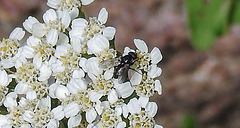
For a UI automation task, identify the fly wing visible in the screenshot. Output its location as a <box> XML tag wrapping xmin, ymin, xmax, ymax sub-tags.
<box><xmin>99</xmin><ymin>58</ymin><xmax>118</xmax><ymax>69</ymax></box>
<box><xmin>117</xmin><ymin>68</ymin><xmax>128</xmax><ymax>84</ymax></box>
<box><xmin>117</xmin><ymin>64</ymin><xmax>130</xmax><ymax>84</ymax></box>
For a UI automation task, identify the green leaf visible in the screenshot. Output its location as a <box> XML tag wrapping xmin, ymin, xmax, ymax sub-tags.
<box><xmin>186</xmin><ymin>0</ymin><xmax>232</xmax><ymax>51</ymax></box>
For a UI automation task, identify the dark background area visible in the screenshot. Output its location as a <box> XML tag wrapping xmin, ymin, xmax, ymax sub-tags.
<box><xmin>1</xmin><ymin>0</ymin><xmax>240</xmax><ymax>127</ymax></box>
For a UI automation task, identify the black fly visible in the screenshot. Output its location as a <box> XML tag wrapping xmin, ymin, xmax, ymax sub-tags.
<box><xmin>99</xmin><ymin>52</ymin><xmax>138</xmax><ymax>83</ymax></box>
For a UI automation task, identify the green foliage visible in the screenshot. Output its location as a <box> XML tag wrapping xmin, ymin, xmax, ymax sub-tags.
<box><xmin>0</xmin><ymin>106</ymin><xmax>8</xmax><ymax>115</ymax></box>
<box><xmin>230</xmin><ymin>0</ymin><xmax>240</xmax><ymax>24</ymax></box>
<box><xmin>181</xmin><ymin>115</ymin><xmax>197</xmax><ymax>128</ymax></box>
<box><xmin>186</xmin><ymin>0</ymin><xmax>240</xmax><ymax>51</ymax></box>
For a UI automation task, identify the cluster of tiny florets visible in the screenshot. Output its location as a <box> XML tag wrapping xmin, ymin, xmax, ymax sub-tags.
<box><xmin>0</xmin><ymin>0</ymin><xmax>163</xmax><ymax>127</ymax></box>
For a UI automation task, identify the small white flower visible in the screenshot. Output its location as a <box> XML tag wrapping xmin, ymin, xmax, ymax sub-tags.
<box><xmin>32</xmin><ymin>9</ymin><xmax>70</xmax><ymax>42</ymax></box>
<box><xmin>47</xmin><ymin>0</ymin><xmax>94</xmax><ymax>19</ymax></box>
<box><xmin>95</xmin><ymin>102</ymin><xmax>125</xmax><ymax>128</ymax></box>
<box><xmin>23</xmin><ymin>16</ymin><xmax>40</xmax><ymax>33</ymax></box>
<box><xmin>70</xmin><ymin>8</ymin><xmax>116</xmax><ymax>54</ymax></box>
<box><xmin>52</xmin><ymin>44</ymin><xmax>81</xmax><ymax>84</ymax></box>
<box><xmin>0</xmin><ymin>27</ymin><xmax>25</xmax><ymax>68</ymax></box>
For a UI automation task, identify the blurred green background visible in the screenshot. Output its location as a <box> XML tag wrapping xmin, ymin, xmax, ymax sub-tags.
<box><xmin>1</xmin><ymin>0</ymin><xmax>240</xmax><ymax>127</ymax></box>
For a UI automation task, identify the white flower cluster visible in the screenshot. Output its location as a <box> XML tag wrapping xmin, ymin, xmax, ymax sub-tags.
<box><xmin>0</xmin><ymin>0</ymin><xmax>163</xmax><ymax>128</ymax></box>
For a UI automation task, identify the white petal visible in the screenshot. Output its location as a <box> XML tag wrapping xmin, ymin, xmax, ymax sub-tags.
<box><xmin>138</xmin><ymin>96</ymin><xmax>149</xmax><ymax>108</ymax></box>
<box><xmin>32</xmin><ymin>23</ymin><xmax>46</xmax><ymax>37</ymax></box>
<box><xmin>22</xmin><ymin>46</ymin><xmax>34</xmax><ymax>58</ymax></box>
<box><xmin>148</xmin><ymin>65</ymin><xmax>162</xmax><ymax>78</ymax></box>
<box><xmin>9</xmin><ymin>27</ymin><xmax>25</xmax><ymax>40</ymax></box>
<box><xmin>82</xmin><ymin>0</ymin><xmax>94</xmax><ymax>5</ymax></box>
<box><xmin>67</xmin><ymin>78</ymin><xmax>87</xmax><ymax>94</ymax></box>
<box><xmin>22</xmin><ymin>110</ymin><xmax>34</xmax><ymax>123</ymax></box>
<box><xmin>130</xmin><ymin>70</ymin><xmax>142</xmax><ymax>85</ymax></box>
<box><xmin>108</xmin><ymin>89</ymin><xmax>118</xmax><ymax>104</ymax></box>
<box><xmin>20</xmin><ymin>124</ymin><xmax>32</xmax><ymax>128</ymax></box>
<box><xmin>103</xmin><ymin>68</ymin><xmax>114</xmax><ymax>80</ymax></box>
<box><xmin>154</xmin><ymin>80</ymin><xmax>162</xmax><ymax>95</ymax></box>
<box><xmin>117</xmin><ymin>121</ymin><xmax>126</xmax><ymax>128</ymax></box>
<box><xmin>85</xmin><ymin>57</ymin><xmax>103</xmax><ymax>76</ymax></box>
<box><xmin>115</xmin><ymin>106</ymin><xmax>122</xmax><ymax>116</ymax></box>
<box><xmin>94</xmin><ymin>102</ymin><xmax>103</xmax><ymax>115</ymax></box>
<box><xmin>69</xmin><ymin>29</ymin><xmax>84</xmax><ymax>40</ymax></box>
<box><xmin>64</xmin><ymin>102</ymin><xmax>79</xmax><ymax>118</ymax></box>
<box><xmin>79</xmin><ymin>58</ymin><xmax>87</xmax><ymax>72</ymax></box>
<box><xmin>33</xmin><ymin>53</ymin><xmax>43</xmax><ymax>69</ymax></box>
<box><xmin>54</xmin><ymin>44</ymin><xmax>70</xmax><ymax>58</ymax></box>
<box><xmin>38</xmin><ymin>63</ymin><xmax>52</xmax><ymax>81</ymax></box>
<box><xmin>43</xmin><ymin>9</ymin><xmax>57</xmax><ymax>23</ymax></box>
<box><xmin>40</xmin><ymin>96</ymin><xmax>51</xmax><ymax>108</ymax></box>
<box><xmin>155</xmin><ymin>124</ymin><xmax>164</xmax><ymax>128</ymax></box>
<box><xmin>68</xmin><ymin>114</ymin><xmax>82</xmax><ymax>128</ymax></box>
<box><xmin>47</xmin><ymin>29</ymin><xmax>58</xmax><ymax>46</ymax></box>
<box><xmin>59</xmin><ymin>10</ymin><xmax>71</xmax><ymax>28</ymax></box>
<box><xmin>134</xmin><ymin>39</ymin><xmax>148</xmax><ymax>53</ymax></box>
<box><xmin>23</xmin><ymin>16</ymin><xmax>39</xmax><ymax>33</ymax></box>
<box><xmin>103</xmin><ymin>27</ymin><xmax>116</xmax><ymax>40</ymax></box>
<box><xmin>115</xmin><ymin>82</ymin><xmax>134</xmax><ymax>98</ymax></box>
<box><xmin>146</xmin><ymin>102</ymin><xmax>158</xmax><ymax>117</ymax></box>
<box><xmin>72</xmin><ymin>69</ymin><xmax>85</xmax><ymax>78</ymax></box>
<box><xmin>122</xmin><ymin>103</ymin><xmax>129</xmax><ymax>118</ymax></box>
<box><xmin>150</xmin><ymin>47</ymin><xmax>162</xmax><ymax>64</ymax></box>
<box><xmin>52</xmin><ymin>105</ymin><xmax>64</xmax><ymax>120</ymax></box>
<box><xmin>71</xmin><ymin>18</ymin><xmax>87</xmax><ymax>30</ymax></box>
<box><xmin>69</xmin><ymin>7</ymin><xmax>79</xmax><ymax>19</ymax></box>
<box><xmin>26</xmin><ymin>91</ymin><xmax>37</xmax><ymax>100</ymax></box>
<box><xmin>55</xmin><ymin>85</ymin><xmax>70</xmax><ymax>99</ymax></box>
<box><xmin>86</xmin><ymin>108</ymin><xmax>97</xmax><ymax>123</ymax></box>
<box><xmin>4</xmin><ymin>94</ymin><xmax>17</xmax><ymax>108</ymax></box>
<box><xmin>87</xmin><ymin>34</ymin><xmax>109</xmax><ymax>54</ymax></box>
<box><xmin>71</xmin><ymin>37</ymin><xmax>81</xmax><ymax>53</ymax></box>
<box><xmin>26</xmin><ymin>36</ymin><xmax>40</xmax><ymax>46</ymax></box>
<box><xmin>49</xmin><ymin>83</ymin><xmax>60</xmax><ymax>98</ymax></box>
<box><xmin>98</xmin><ymin>8</ymin><xmax>108</xmax><ymax>24</ymax></box>
<box><xmin>89</xmin><ymin>91</ymin><xmax>102</xmax><ymax>102</ymax></box>
<box><xmin>47</xmin><ymin>0</ymin><xmax>61</xmax><ymax>9</ymax></box>
<box><xmin>15</xmin><ymin>82</ymin><xmax>29</xmax><ymax>94</ymax></box>
<box><xmin>58</xmin><ymin>33</ymin><xmax>69</xmax><ymax>45</ymax></box>
<box><xmin>47</xmin><ymin>119</ymin><xmax>59</xmax><ymax>128</ymax></box>
<box><xmin>51</xmin><ymin>60</ymin><xmax>65</xmax><ymax>73</ymax></box>
<box><xmin>0</xmin><ymin>70</ymin><xmax>9</xmax><ymax>86</ymax></box>
<box><xmin>0</xmin><ymin>115</ymin><xmax>10</xmax><ymax>126</ymax></box>
<box><xmin>127</xmin><ymin>98</ymin><xmax>141</xmax><ymax>114</ymax></box>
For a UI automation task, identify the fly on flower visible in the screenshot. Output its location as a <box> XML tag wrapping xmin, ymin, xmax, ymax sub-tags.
<box><xmin>99</xmin><ymin>52</ymin><xmax>141</xmax><ymax>83</ymax></box>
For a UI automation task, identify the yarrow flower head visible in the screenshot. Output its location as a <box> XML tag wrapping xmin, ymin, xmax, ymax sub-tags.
<box><xmin>0</xmin><ymin>0</ymin><xmax>164</xmax><ymax>127</ymax></box>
